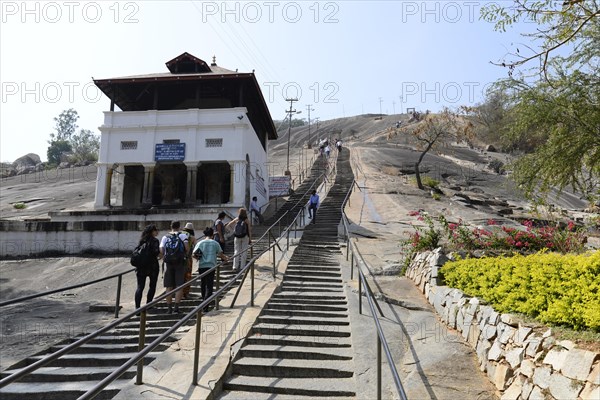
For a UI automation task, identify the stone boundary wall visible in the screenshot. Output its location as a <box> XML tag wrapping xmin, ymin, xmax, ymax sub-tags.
<box><xmin>405</xmin><ymin>248</ymin><xmax>599</xmax><ymax>400</ymax></box>
<box><xmin>0</xmin><ymin>219</ymin><xmax>212</xmax><ymax>258</ymax></box>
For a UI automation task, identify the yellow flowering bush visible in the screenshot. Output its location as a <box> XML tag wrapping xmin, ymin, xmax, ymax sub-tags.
<box><xmin>441</xmin><ymin>251</ymin><xmax>600</xmax><ymax>331</ymax></box>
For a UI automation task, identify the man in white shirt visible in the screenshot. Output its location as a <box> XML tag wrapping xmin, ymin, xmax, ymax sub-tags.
<box><xmin>159</xmin><ymin>221</ymin><xmax>189</xmax><ymax>314</ymax></box>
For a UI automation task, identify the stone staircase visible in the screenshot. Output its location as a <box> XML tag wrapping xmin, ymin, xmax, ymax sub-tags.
<box><xmin>220</xmin><ymin>150</ymin><xmax>357</xmax><ymax>398</ymax></box>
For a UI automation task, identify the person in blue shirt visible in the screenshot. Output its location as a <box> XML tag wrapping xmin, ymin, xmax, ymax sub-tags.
<box><xmin>308</xmin><ymin>190</ymin><xmax>320</xmax><ymax>223</ymax></box>
<box><xmin>193</xmin><ymin>227</ymin><xmax>228</xmax><ymax>312</ymax></box>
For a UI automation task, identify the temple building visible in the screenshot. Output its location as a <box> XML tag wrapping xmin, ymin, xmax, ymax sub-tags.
<box><xmin>92</xmin><ymin>52</ymin><xmax>277</xmax><ymax>216</ymax></box>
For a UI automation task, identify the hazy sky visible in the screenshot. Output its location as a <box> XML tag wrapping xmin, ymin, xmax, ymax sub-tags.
<box><xmin>0</xmin><ymin>1</ymin><xmax>532</xmax><ymax>162</ymax></box>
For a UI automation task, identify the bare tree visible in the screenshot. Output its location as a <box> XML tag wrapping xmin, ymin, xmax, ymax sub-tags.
<box><xmin>408</xmin><ymin>109</ymin><xmax>474</xmax><ymax>190</ymax></box>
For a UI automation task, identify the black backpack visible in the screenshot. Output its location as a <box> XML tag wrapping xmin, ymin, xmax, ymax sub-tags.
<box><xmin>164</xmin><ymin>233</ymin><xmax>185</xmax><ymax>264</ymax></box>
<box><xmin>130</xmin><ymin>241</ymin><xmax>152</xmax><ymax>268</ymax></box>
<box><xmin>234</xmin><ymin>219</ymin><xmax>248</xmax><ymax>238</ymax></box>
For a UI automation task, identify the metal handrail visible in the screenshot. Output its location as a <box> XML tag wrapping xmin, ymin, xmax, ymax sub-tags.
<box><xmin>341</xmin><ymin>178</ymin><xmax>408</xmax><ymax>400</ymax></box>
<box><xmin>1</xmin><ymin>156</ymin><xmax>332</xmax><ymax>396</ymax></box>
<box><xmin>0</xmin><ymin>267</ymin><xmax>135</xmax><ymax>308</ymax></box>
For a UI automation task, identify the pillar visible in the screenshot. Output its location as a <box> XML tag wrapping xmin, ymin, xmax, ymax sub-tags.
<box><xmin>94</xmin><ymin>164</ymin><xmax>109</xmax><ymax>209</ymax></box>
<box><xmin>185</xmin><ymin>163</ymin><xmax>197</xmax><ymax>205</ymax></box>
<box><xmin>142</xmin><ymin>164</ymin><xmax>155</xmax><ymax>205</ymax></box>
<box><xmin>104</xmin><ymin>167</ymin><xmax>113</xmax><ymax>207</ymax></box>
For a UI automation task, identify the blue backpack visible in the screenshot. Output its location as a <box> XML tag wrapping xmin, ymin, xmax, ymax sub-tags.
<box><xmin>164</xmin><ymin>233</ymin><xmax>185</xmax><ymax>264</ymax></box>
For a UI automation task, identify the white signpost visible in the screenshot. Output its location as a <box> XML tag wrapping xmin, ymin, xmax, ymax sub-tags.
<box><xmin>269</xmin><ymin>176</ymin><xmax>291</xmax><ymax>197</ymax></box>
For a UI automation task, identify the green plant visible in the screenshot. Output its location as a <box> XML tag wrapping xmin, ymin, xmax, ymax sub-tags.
<box><xmin>13</xmin><ymin>202</ymin><xmax>26</xmax><ymax>209</ymax></box>
<box><xmin>422</xmin><ymin>176</ymin><xmax>440</xmax><ymax>188</ymax></box>
<box><xmin>441</xmin><ymin>251</ymin><xmax>600</xmax><ymax>331</ymax></box>
<box><xmin>432</xmin><ymin>192</ymin><xmax>442</xmax><ymax>201</ymax></box>
<box><xmin>401</xmin><ymin>211</ymin><xmax>443</xmax><ymax>268</ymax></box>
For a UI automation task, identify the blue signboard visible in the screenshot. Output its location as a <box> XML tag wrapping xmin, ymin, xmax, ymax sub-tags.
<box><xmin>155</xmin><ymin>143</ymin><xmax>185</xmax><ymax>162</ymax></box>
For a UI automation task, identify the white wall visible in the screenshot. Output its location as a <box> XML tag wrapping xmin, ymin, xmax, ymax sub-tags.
<box><xmin>99</xmin><ymin>108</ymin><xmax>258</xmax><ymax>164</ymax></box>
<box><xmin>96</xmin><ymin>108</ymin><xmax>270</xmax><ymax>207</ymax></box>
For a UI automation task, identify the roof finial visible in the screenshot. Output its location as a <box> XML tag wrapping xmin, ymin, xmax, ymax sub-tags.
<box><xmin>211</xmin><ymin>55</ymin><xmax>217</xmax><ymax>66</ymax></box>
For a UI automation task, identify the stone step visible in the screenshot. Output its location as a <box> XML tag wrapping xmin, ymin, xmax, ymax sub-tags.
<box><xmin>282</xmin><ymin>277</ymin><xmax>343</xmax><ymax>284</ymax></box>
<box><xmin>232</xmin><ymin>357</ymin><xmax>354</xmax><ymax>378</ymax></box>
<box><xmin>280</xmin><ymin>282</ymin><xmax>344</xmax><ymax>290</ymax></box>
<box><xmin>261</xmin><ymin>308</ymin><xmax>348</xmax><ymax>319</ymax></box>
<box><xmin>250</xmin><ymin>323</ymin><xmax>351</xmax><ymax>338</ymax></box>
<box><xmin>222</xmin><ymin>376</ymin><xmax>356</xmax><ymax>398</ymax></box>
<box><xmin>23</xmin><ymin>352</ymin><xmax>158</xmax><ymax>368</ymax></box>
<box><xmin>257</xmin><ymin>315</ymin><xmax>349</xmax><ymax>326</ymax></box>
<box><xmin>286</xmin><ymin>264</ymin><xmax>341</xmax><ymax>271</ymax></box>
<box><xmin>239</xmin><ymin>344</ymin><xmax>353</xmax><ymax>361</ymax></box>
<box><xmin>268</xmin><ymin>297</ymin><xmax>347</xmax><ymax>305</ymax></box>
<box><xmin>51</xmin><ymin>342</ymin><xmax>170</xmax><ymax>354</ymax></box>
<box><xmin>244</xmin><ymin>334</ymin><xmax>352</xmax><ymax>348</ymax></box>
<box><xmin>0</xmin><ymin>381</ymin><xmax>125</xmax><ymax>400</ymax></box>
<box><xmin>280</xmin><ymin>286</ymin><xmax>344</xmax><ymax>293</ymax></box>
<box><xmin>83</xmin><ymin>334</ymin><xmax>177</xmax><ymax>345</ymax></box>
<box><xmin>0</xmin><ymin>366</ymin><xmax>137</xmax><ymax>383</ymax></box>
<box><xmin>271</xmin><ymin>294</ymin><xmax>346</xmax><ymax>301</ymax></box>
<box><xmin>285</xmin><ymin>272</ymin><xmax>342</xmax><ymax>279</ymax></box>
<box><xmin>265</xmin><ymin>303</ymin><xmax>348</xmax><ymax>312</ymax></box>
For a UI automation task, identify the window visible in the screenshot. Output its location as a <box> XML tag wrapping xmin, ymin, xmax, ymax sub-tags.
<box><xmin>121</xmin><ymin>141</ymin><xmax>138</xmax><ymax>150</ymax></box>
<box><xmin>206</xmin><ymin>138</ymin><xmax>223</xmax><ymax>148</ymax></box>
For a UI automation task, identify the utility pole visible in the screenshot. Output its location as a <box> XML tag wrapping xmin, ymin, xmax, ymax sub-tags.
<box><xmin>379</xmin><ymin>97</ymin><xmax>383</xmax><ymax>115</ymax></box>
<box><xmin>392</xmin><ymin>101</ymin><xmax>396</xmax><ymax>114</ymax></box>
<box><xmin>285</xmin><ymin>98</ymin><xmax>298</xmax><ymax>176</ymax></box>
<box><xmin>306</xmin><ymin>104</ymin><xmax>315</xmax><ymax>149</ymax></box>
<box><xmin>399</xmin><ymin>95</ymin><xmax>404</xmax><ymax>115</ymax></box>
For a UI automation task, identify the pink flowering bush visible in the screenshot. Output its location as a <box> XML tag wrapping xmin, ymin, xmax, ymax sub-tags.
<box><xmin>403</xmin><ymin>211</ymin><xmax>588</xmax><ymax>256</ymax></box>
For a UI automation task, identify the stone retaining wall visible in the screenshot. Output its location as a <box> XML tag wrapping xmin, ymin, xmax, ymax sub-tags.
<box><xmin>405</xmin><ymin>249</ymin><xmax>599</xmax><ymax>400</ymax></box>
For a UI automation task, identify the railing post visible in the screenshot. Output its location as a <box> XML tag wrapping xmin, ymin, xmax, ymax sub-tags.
<box><xmin>268</xmin><ymin>230</ymin><xmax>272</xmax><ymax>262</ymax></box>
<box><xmin>377</xmin><ymin>335</ymin><xmax>382</xmax><ymax>400</ymax></box>
<box><xmin>358</xmin><ymin>275</ymin><xmax>362</xmax><ymax>314</ymax></box>
<box><xmin>350</xmin><ymin>251</ymin><xmax>354</xmax><ymax>280</ymax></box>
<box><xmin>346</xmin><ymin>237</ymin><xmax>350</xmax><ymax>261</ymax></box>
<box><xmin>215</xmin><ymin>266</ymin><xmax>220</xmax><ymax>311</ymax></box>
<box><xmin>294</xmin><ymin>220</ymin><xmax>297</xmax><ymax>239</ymax></box>
<box><xmin>135</xmin><ymin>310</ymin><xmax>147</xmax><ymax>385</ymax></box>
<box><xmin>287</xmin><ymin>225</ymin><xmax>290</xmax><ymax>250</ymax></box>
<box><xmin>251</xmin><ymin>262</ymin><xmax>255</xmax><ymax>307</ymax></box>
<box><xmin>114</xmin><ymin>275</ymin><xmax>122</xmax><ymax>318</ymax></box>
<box><xmin>192</xmin><ymin>312</ymin><xmax>202</xmax><ymax>385</ymax></box>
<box><xmin>272</xmin><ymin>244</ymin><xmax>276</xmax><ymax>279</ymax></box>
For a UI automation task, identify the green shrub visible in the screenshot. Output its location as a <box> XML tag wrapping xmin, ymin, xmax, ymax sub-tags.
<box><xmin>422</xmin><ymin>176</ymin><xmax>440</xmax><ymax>188</ymax></box>
<box><xmin>13</xmin><ymin>202</ymin><xmax>26</xmax><ymax>209</ymax></box>
<box><xmin>441</xmin><ymin>252</ymin><xmax>600</xmax><ymax>331</ymax></box>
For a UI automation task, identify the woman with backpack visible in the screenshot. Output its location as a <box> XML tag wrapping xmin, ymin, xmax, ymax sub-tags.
<box><xmin>225</xmin><ymin>208</ymin><xmax>252</xmax><ymax>271</ymax></box>
<box><xmin>134</xmin><ymin>224</ymin><xmax>160</xmax><ymax>311</ymax></box>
